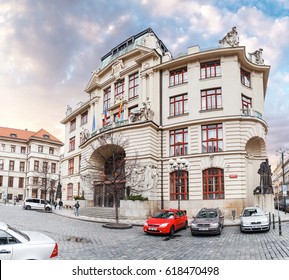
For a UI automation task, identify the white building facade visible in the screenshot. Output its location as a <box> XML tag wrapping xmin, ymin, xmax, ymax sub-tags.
<box><xmin>0</xmin><ymin>127</ymin><xmax>62</xmax><ymax>203</ymax></box>
<box><xmin>60</xmin><ymin>28</ymin><xmax>270</xmax><ymax>218</ymax></box>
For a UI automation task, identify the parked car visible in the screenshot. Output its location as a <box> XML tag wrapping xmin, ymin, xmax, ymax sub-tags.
<box><xmin>240</xmin><ymin>206</ymin><xmax>270</xmax><ymax>232</ymax></box>
<box><xmin>143</xmin><ymin>209</ymin><xmax>188</xmax><ymax>236</ymax></box>
<box><xmin>190</xmin><ymin>208</ymin><xmax>224</xmax><ymax>235</ymax></box>
<box><xmin>0</xmin><ymin>221</ymin><xmax>58</xmax><ymax>260</ymax></box>
<box><xmin>23</xmin><ymin>198</ymin><xmax>52</xmax><ymax>211</ymax></box>
<box><xmin>278</xmin><ymin>198</ymin><xmax>289</xmax><ymax>212</ymax></box>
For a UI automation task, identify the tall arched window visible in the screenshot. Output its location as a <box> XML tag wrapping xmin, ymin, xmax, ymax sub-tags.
<box><xmin>67</xmin><ymin>183</ymin><xmax>73</xmax><ymax>200</ymax></box>
<box><xmin>203</xmin><ymin>168</ymin><xmax>224</xmax><ymax>200</ymax></box>
<box><xmin>170</xmin><ymin>171</ymin><xmax>189</xmax><ymax>200</ymax></box>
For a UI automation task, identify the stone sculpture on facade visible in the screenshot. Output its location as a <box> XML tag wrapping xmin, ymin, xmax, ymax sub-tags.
<box><xmin>219</xmin><ymin>26</ymin><xmax>239</xmax><ymax>47</ymax></box>
<box><xmin>254</xmin><ymin>159</ymin><xmax>274</xmax><ymax>194</ymax></box>
<box><xmin>129</xmin><ymin>100</ymin><xmax>154</xmax><ymax>123</ymax></box>
<box><xmin>80</xmin><ymin>128</ymin><xmax>90</xmax><ymax>143</ymax></box>
<box><xmin>249</xmin><ymin>48</ymin><xmax>264</xmax><ymax>65</ymax></box>
<box><xmin>144</xmin><ymin>164</ymin><xmax>158</xmax><ymax>189</ymax></box>
<box><xmin>111</xmin><ymin>59</ymin><xmax>124</xmax><ymax>79</ymax></box>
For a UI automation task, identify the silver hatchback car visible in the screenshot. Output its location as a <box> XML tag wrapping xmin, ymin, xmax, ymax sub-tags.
<box><xmin>240</xmin><ymin>206</ymin><xmax>270</xmax><ymax>232</ymax></box>
<box><xmin>191</xmin><ymin>208</ymin><xmax>224</xmax><ymax>235</ymax></box>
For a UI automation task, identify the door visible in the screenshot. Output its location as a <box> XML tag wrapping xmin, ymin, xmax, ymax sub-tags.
<box><xmin>0</xmin><ymin>231</ymin><xmax>12</xmax><ymax>260</ymax></box>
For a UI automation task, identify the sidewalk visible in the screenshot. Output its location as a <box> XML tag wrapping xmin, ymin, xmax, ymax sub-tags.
<box><xmin>52</xmin><ymin>208</ymin><xmax>289</xmax><ymax>227</ymax></box>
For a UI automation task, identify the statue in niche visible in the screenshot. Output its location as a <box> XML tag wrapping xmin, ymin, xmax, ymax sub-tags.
<box><xmin>249</xmin><ymin>48</ymin><xmax>264</xmax><ymax>65</ymax></box>
<box><xmin>219</xmin><ymin>27</ymin><xmax>239</xmax><ymax>47</ymax></box>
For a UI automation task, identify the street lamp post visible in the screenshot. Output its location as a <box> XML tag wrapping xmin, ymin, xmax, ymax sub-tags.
<box><xmin>277</xmin><ymin>148</ymin><xmax>288</xmax><ymax>215</ymax></box>
<box><xmin>169</xmin><ymin>158</ymin><xmax>189</xmax><ymax>210</ymax></box>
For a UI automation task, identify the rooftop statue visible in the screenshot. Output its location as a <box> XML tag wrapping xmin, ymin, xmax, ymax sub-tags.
<box><xmin>249</xmin><ymin>48</ymin><xmax>264</xmax><ymax>65</ymax></box>
<box><xmin>219</xmin><ymin>26</ymin><xmax>239</xmax><ymax>47</ymax></box>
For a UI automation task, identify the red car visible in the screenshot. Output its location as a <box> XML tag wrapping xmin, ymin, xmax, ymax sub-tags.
<box><xmin>143</xmin><ymin>209</ymin><xmax>188</xmax><ymax>236</ymax></box>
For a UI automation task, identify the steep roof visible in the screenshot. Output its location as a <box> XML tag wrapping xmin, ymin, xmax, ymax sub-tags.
<box><xmin>0</xmin><ymin>127</ymin><xmax>63</xmax><ymax>144</ymax></box>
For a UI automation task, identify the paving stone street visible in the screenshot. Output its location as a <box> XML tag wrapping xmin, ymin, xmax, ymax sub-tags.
<box><xmin>1</xmin><ymin>204</ymin><xmax>289</xmax><ymax>260</ymax></box>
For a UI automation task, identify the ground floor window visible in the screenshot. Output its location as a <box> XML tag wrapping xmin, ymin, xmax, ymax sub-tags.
<box><xmin>170</xmin><ymin>171</ymin><xmax>189</xmax><ymax>200</ymax></box>
<box><xmin>203</xmin><ymin>168</ymin><xmax>224</xmax><ymax>199</ymax></box>
<box><xmin>67</xmin><ymin>183</ymin><xmax>73</xmax><ymax>200</ymax></box>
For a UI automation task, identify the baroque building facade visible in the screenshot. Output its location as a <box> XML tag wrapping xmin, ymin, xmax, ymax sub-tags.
<box><xmin>0</xmin><ymin>127</ymin><xmax>62</xmax><ymax>203</ymax></box>
<box><xmin>60</xmin><ymin>28</ymin><xmax>270</xmax><ymax>218</ymax></box>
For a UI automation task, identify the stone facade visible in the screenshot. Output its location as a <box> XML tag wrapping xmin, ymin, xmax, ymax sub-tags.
<box><xmin>60</xmin><ymin>28</ymin><xmax>271</xmax><ymax>218</ymax></box>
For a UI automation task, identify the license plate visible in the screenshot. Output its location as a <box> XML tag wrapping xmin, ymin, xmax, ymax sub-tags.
<box><xmin>199</xmin><ymin>228</ymin><xmax>209</xmax><ymax>231</ymax></box>
<box><xmin>148</xmin><ymin>227</ymin><xmax>157</xmax><ymax>231</ymax></box>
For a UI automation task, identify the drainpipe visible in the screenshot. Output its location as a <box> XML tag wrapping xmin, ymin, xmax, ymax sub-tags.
<box><xmin>160</xmin><ymin>68</ymin><xmax>164</xmax><ymax>209</ymax></box>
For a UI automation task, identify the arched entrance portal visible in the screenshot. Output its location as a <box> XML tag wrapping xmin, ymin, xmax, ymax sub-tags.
<box><xmin>91</xmin><ymin>144</ymin><xmax>126</xmax><ymax>207</ymax></box>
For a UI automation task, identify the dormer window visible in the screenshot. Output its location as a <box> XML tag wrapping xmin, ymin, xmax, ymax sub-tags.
<box><xmin>43</xmin><ymin>134</ymin><xmax>50</xmax><ymax>139</ymax></box>
<box><xmin>10</xmin><ymin>133</ymin><xmax>17</xmax><ymax>138</ymax></box>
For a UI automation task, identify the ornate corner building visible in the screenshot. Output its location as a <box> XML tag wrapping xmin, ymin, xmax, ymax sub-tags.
<box><xmin>60</xmin><ymin>27</ymin><xmax>270</xmax><ymax>217</ymax></box>
<box><xmin>0</xmin><ymin>127</ymin><xmax>63</xmax><ymax>202</ymax></box>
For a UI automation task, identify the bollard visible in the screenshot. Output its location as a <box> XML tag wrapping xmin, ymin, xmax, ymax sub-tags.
<box><xmin>278</xmin><ymin>216</ymin><xmax>282</xmax><ymax>236</ymax></box>
<box><xmin>272</xmin><ymin>213</ymin><xmax>275</xmax><ymax>229</ymax></box>
<box><xmin>269</xmin><ymin>212</ymin><xmax>271</xmax><ymax>226</ymax></box>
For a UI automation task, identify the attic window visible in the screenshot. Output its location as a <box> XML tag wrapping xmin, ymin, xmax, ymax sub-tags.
<box><xmin>10</xmin><ymin>133</ymin><xmax>17</xmax><ymax>137</ymax></box>
<box><xmin>43</xmin><ymin>134</ymin><xmax>50</xmax><ymax>139</ymax></box>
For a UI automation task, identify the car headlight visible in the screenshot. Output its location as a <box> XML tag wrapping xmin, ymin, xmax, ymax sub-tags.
<box><xmin>159</xmin><ymin>223</ymin><xmax>169</xmax><ymax>228</ymax></box>
<box><xmin>211</xmin><ymin>223</ymin><xmax>219</xmax><ymax>227</ymax></box>
<box><xmin>144</xmin><ymin>222</ymin><xmax>148</xmax><ymax>226</ymax></box>
<box><xmin>191</xmin><ymin>223</ymin><xmax>197</xmax><ymax>228</ymax></box>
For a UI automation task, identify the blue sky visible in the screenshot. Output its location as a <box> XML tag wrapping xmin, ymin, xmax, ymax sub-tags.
<box><xmin>1</xmin><ymin>0</ymin><xmax>289</xmax><ymax>166</ymax></box>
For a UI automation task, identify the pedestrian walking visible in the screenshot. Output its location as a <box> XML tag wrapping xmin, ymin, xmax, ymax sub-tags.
<box><xmin>58</xmin><ymin>200</ymin><xmax>63</xmax><ymax>210</ymax></box>
<box><xmin>54</xmin><ymin>201</ymin><xmax>57</xmax><ymax>210</ymax></box>
<box><xmin>74</xmin><ymin>201</ymin><xmax>80</xmax><ymax>216</ymax></box>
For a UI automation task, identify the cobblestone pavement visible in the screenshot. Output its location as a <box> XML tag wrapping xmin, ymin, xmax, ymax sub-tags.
<box><xmin>1</xmin><ymin>204</ymin><xmax>289</xmax><ymax>260</ymax></box>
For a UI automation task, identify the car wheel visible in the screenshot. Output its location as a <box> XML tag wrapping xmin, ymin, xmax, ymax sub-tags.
<box><xmin>26</xmin><ymin>205</ymin><xmax>31</xmax><ymax>210</ymax></box>
<box><xmin>45</xmin><ymin>207</ymin><xmax>51</xmax><ymax>211</ymax></box>
<box><xmin>169</xmin><ymin>226</ymin><xmax>175</xmax><ymax>237</ymax></box>
<box><xmin>218</xmin><ymin>226</ymin><xmax>222</xmax><ymax>235</ymax></box>
<box><xmin>184</xmin><ymin>221</ymin><xmax>188</xmax><ymax>229</ymax></box>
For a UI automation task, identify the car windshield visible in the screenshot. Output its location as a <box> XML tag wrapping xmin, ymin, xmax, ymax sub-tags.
<box><xmin>196</xmin><ymin>210</ymin><xmax>217</xmax><ymax>218</ymax></box>
<box><xmin>152</xmin><ymin>211</ymin><xmax>174</xmax><ymax>219</ymax></box>
<box><xmin>242</xmin><ymin>208</ymin><xmax>264</xmax><ymax>217</ymax></box>
<box><xmin>8</xmin><ymin>225</ymin><xmax>30</xmax><ymax>241</ymax></box>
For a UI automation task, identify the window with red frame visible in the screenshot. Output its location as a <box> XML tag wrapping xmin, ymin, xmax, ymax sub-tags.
<box><xmin>203</xmin><ymin>168</ymin><xmax>224</xmax><ymax>200</ymax></box>
<box><xmin>68</xmin><ymin>158</ymin><xmax>74</xmax><ymax>175</ymax></box>
<box><xmin>8</xmin><ymin>176</ymin><xmax>14</xmax><ymax>187</ymax></box>
<box><xmin>81</xmin><ymin>111</ymin><xmax>88</xmax><ymax>125</ymax></box>
<box><xmin>202</xmin><ymin>124</ymin><xmax>223</xmax><ymax>153</ymax></box>
<box><xmin>170</xmin><ymin>170</ymin><xmax>189</xmax><ymax>200</ymax></box>
<box><xmin>67</xmin><ymin>183</ymin><xmax>73</xmax><ymax>200</ymax></box>
<box><xmin>241</xmin><ymin>68</ymin><xmax>251</xmax><ymax>87</ymax></box>
<box><xmin>18</xmin><ymin>177</ymin><xmax>24</xmax><ymax>188</ymax></box>
<box><xmin>200</xmin><ymin>60</ymin><xmax>221</xmax><ymax>79</ymax></box>
<box><xmin>129</xmin><ymin>73</ymin><xmax>139</xmax><ymax>100</ymax></box>
<box><xmin>115</xmin><ymin>79</ymin><xmax>125</xmax><ymax>99</ymax></box>
<box><xmin>170</xmin><ymin>128</ymin><xmax>188</xmax><ymax>156</ymax></box>
<box><xmin>241</xmin><ymin>94</ymin><xmax>252</xmax><ymax>115</ymax></box>
<box><xmin>70</xmin><ymin>119</ymin><xmax>76</xmax><ymax>132</ymax></box>
<box><xmin>170</xmin><ymin>94</ymin><xmax>188</xmax><ymax>116</ymax></box>
<box><xmin>201</xmin><ymin>88</ymin><xmax>222</xmax><ymax>110</ymax></box>
<box><xmin>169</xmin><ymin>68</ymin><xmax>188</xmax><ymax>86</ymax></box>
<box><xmin>69</xmin><ymin>137</ymin><xmax>75</xmax><ymax>152</ymax></box>
<box><xmin>103</xmin><ymin>87</ymin><xmax>111</xmax><ymax>110</ymax></box>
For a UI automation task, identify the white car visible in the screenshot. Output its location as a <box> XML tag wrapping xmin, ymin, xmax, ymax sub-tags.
<box><xmin>0</xmin><ymin>222</ymin><xmax>58</xmax><ymax>260</ymax></box>
<box><xmin>240</xmin><ymin>206</ymin><xmax>270</xmax><ymax>232</ymax></box>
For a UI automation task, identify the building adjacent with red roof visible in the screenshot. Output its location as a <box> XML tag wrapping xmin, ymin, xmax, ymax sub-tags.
<box><xmin>0</xmin><ymin>127</ymin><xmax>63</xmax><ymax>203</ymax></box>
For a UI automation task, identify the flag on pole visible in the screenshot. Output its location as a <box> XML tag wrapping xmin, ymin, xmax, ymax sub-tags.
<box><xmin>103</xmin><ymin>105</ymin><xmax>107</xmax><ymax>124</ymax></box>
<box><xmin>92</xmin><ymin>111</ymin><xmax>96</xmax><ymax>131</ymax></box>
<box><xmin>118</xmin><ymin>101</ymin><xmax>123</xmax><ymax>118</ymax></box>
